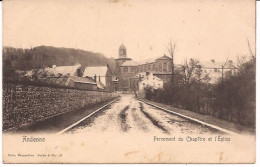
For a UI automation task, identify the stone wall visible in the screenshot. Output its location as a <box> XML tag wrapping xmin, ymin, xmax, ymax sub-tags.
<box><xmin>2</xmin><ymin>83</ymin><xmax>119</xmax><ymax>131</ymax></box>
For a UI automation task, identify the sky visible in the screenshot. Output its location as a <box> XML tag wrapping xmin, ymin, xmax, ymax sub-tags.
<box><xmin>3</xmin><ymin>0</ymin><xmax>255</xmax><ymax>64</ymax></box>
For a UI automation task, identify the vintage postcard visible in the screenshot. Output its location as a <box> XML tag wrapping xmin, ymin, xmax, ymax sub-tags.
<box><xmin>2</xmin><ymin>0</ymin><xmax>256</xmax><ymax>164</ymax></box>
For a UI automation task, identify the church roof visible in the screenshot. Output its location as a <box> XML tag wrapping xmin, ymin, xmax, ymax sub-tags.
<box><xmin>138</xmin><ymin>58</ymin><xmax>155</xmax><ymax>65</ymax></box>
<box><xmin>156</xmin><ymin>55</ymin><xmax>172</xmax><ymax>60</ymax></box>
<box><xmin>137</xmin><ymin>55</ymin><xmax>172</xmax><ymax>66</ymax></box>
<box><xmin>120</xmin><ymin>60</ymin><xmax>139</xmax><ymax>66</ymax></box>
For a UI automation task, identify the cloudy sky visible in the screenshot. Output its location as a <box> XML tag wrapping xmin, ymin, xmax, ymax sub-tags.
<box><xmin>3</xmin><ymin>0</ymin><xmax>255</xmax><ymax>63</ymax></box>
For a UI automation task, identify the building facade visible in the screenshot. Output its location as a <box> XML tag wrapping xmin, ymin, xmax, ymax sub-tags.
<box><xmin>67</xmin><ymin>76</ymin><xmax>97</xmax><ymax>90</ymax></box>
<box><xmin>115</xmin><ymin>44</ymin><xmax>173</xmax><ymax>92</ymax></box>
<box><xmin>83</xmin><ymin>65</ymin><xmax>114</xmax><ymax>92</ymax></box>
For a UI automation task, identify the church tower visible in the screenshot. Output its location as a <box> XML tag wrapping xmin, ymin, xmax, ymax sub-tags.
<box><xmin>119</xmin><ymin>44</ymin><xmax>127</xmax><ymax>58</ymax></box>
<box><xmin>115</xmin><ymin>44</ymin><xmax>132</xmax><ymax>74</ymax></box>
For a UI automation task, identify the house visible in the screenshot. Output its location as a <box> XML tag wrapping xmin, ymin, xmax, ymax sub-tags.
<box><xmin>44</xmin><ymin>64</ymin><xmax>83</xmax><ymax>77</ymax></box>
<box><xmin>67</xmin><ymin>76</ymin><xmax>97</xmax><ymax>90</ymax></box>
<box><xmin>83</xmin><ymin>65</ymin><xmax>114</xmax><ymax>92</ymax></box>
<box><xmin>129</xmin><ymin>72</ymin><xmax>163</xmax><ymax>94</ymax></box>
<box><xmin>138</xmin><ymin>72</ymin><xmax>164</xmax><ymax>91</ymax></box>
<box><xmin>24</xmin><ymin>64</ymin><xmax>98</xmax><ymax>90</ymax></box>
<box><xmin>199</xmin><ymin>60</ymin><xmax>237</xmax><ymax>84</ymax></box>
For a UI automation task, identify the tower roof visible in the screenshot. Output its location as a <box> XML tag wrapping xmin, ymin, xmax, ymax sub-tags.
<box><xmin>119</xmin><ymin>44</ymin><xmax>126</xmax><ymax>50</ymax></box>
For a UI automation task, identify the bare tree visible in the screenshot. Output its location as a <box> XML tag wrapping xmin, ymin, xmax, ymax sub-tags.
<box><xmin>167</xmin><ymin>40</ymin><xmax>176</xmax><ymax>105</ymax></box>
<box><xmin>236</xmin><ymin>55</ymin><xmax>247</xmax><ymax>69</ymax></box>
<box><xmin>246</xmin><ymin>36</ymin><xmax>255</xmax><ymax>59</ymax></box>
<box><xmin>167</xmin><ymin>40</ymin><xmax>176</xmax><ymax>86</ymax></box>
<box><xmin>181</xmin><ymin>58</ymin><xmax>200</xmax><ymax>85</ymax></box>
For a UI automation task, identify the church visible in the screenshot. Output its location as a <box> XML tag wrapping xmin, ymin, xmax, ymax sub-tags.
<box><xmin>115</xmin><ymin>44</ymin><xmax>173</xmax><ymax>92</ymax></box>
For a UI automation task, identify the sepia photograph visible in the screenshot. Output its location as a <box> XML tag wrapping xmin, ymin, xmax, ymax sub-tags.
<box><xmin>2</xmin><ymin>0</ymin><xmax>256</xmax><ymax>164</ymax></box>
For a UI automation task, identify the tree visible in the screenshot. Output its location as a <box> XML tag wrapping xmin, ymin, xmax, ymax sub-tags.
<box><xmin>166</xmin><ymin>40</ymin><xmax>176</xmax><ymax>105</ymax></box>
<box><xmin>181</xmin><ymin>58</ymin><xmax>199</xmax><ymax>86</ymax></box>
<box><xmin>167</xmin><ymin>40</ymin><xmax>176</xmax><ymax>85</ymax></box>
<box><xmin>213</xmin><ymin>57</ymin><xmax>255</xmax><ymax>126</ymax></box>
<box><xmin>246</xmin><ymin>36</ymin><xmax>255</xmax><ymax>59</ymax></box>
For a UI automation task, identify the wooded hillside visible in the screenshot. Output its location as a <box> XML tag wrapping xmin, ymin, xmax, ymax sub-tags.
<box><xmin>3</xmin><ymin>46</ymin><xmax>116</xmax><ymax>73</ymax></box>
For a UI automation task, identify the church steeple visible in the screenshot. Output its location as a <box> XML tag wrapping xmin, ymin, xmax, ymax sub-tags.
<box><xmin>115</xmin><ymin>44</ymin><xmax>131</xmax><ymax>76</ymax></box>
<box><xmin>119</xmin><ymin>44</ymin><xmax>127</xmax><ymax>58</ymax></box>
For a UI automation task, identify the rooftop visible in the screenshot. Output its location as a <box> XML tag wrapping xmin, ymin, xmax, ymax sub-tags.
<box><xmin>45</xmin><ymin>64</ymin><xmax>81</xmax><ymax>76</ymax></box>
<box><xmin>69</xmin><ymin>76</ymin><xmax>97</xmax><ymax>85</ymax></box>
<box><xmin>120</xmin><ymin>60</ymin><xmax>139</xmax><ymax>66</ymax></box>
<box><xmin>137</xmin><ymin>55</ymin><xmax>172</xmax><ymax>65</ymax></box>
<box><xmin>199</xmin><ymin>60</ymin><xmax>237</xmax><ymax>69</ymax></box>
<box><xmin>138</xmin><ymin>58</ymin><xmax>155</xmax><ymax>65</ymax></box>
<box><xmin>156</xmin><ymin>55</ymin><xmax>172</xmax><ymax>61</ymax></box>
<box><xmin>83</xmin><ymin>66</ymin><xmax>108</xmax><ymax>77</ymax></box>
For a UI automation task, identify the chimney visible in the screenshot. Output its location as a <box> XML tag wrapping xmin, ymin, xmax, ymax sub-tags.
<box><xmin>94</xmin><ymin>74</ymin><xmax>97</xmax><ymax>82</ymax></box>
<box><xmin>77</xmin><ymin>67</ymin><xmax>82</xmax><ymax>77</ymax></box>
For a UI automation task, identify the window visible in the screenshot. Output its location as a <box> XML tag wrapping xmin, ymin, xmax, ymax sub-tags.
<box><xmin>159</xmin><ymin>63</ymin><xmax>162</xmax><ymax>72</ymax></box>
<box><xmin>144</xmin><ymin>66</ymin><xmax>147</xmax><ymax>71</ymax></box>
<box><xmin>214</xmin><ymin>68</ymin><xmax>217</xmax><ymax>72</ymax></box>
<box><xmin>163</xmin><ymin>62</ymin><xmax>167</xmax><ymax>72</ymax></box>
<box><xmin>118</xmin><ymin>68</ymin><xmax>121</xmax><ymax>73</ymax></box>
<box><xmin>131</xmin><ymin>67</ymin><xmax>135</xmax><ymax>73</ymax></box>
<box><xmin>153</xmin><ymin>64</ymin><xmax>156</xmax><ymax>71</ymax></box>
<box><xmin>124</xmin><ymin>67</ymin><xmax>128</xmax><ymax>73</ymax></box>
<box><xmin>148</xmin><ymin>65</ymin><xmax>152</xmax><ymax>71</ymax></box>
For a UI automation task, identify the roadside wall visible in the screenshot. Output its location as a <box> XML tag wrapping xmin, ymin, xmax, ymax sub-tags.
<box><xmin>3</xmin><ymin>83</ymin><xmax>118</xmax><ymax>130</ymax></box>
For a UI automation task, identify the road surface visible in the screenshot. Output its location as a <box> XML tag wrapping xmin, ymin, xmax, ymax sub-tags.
<box><xmin>68</xmin><ymin>95</ymin><xmax>222</xmax><ymax>135</ymax></box>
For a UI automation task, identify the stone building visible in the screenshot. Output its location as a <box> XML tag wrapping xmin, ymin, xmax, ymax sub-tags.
<box><xmin>67</xmin><ymin>76</ymin><xmax>97</xmax><ymax>90</ymax></box>
<box><xmin>83</xmin><ymin>65</ymin><xmax>114</xmax><ymax>92</ymax></box>
<box><xmin>115</xmin><ymin>44</ymin><xmax>173</xmax><ymax>92</ymax></box>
